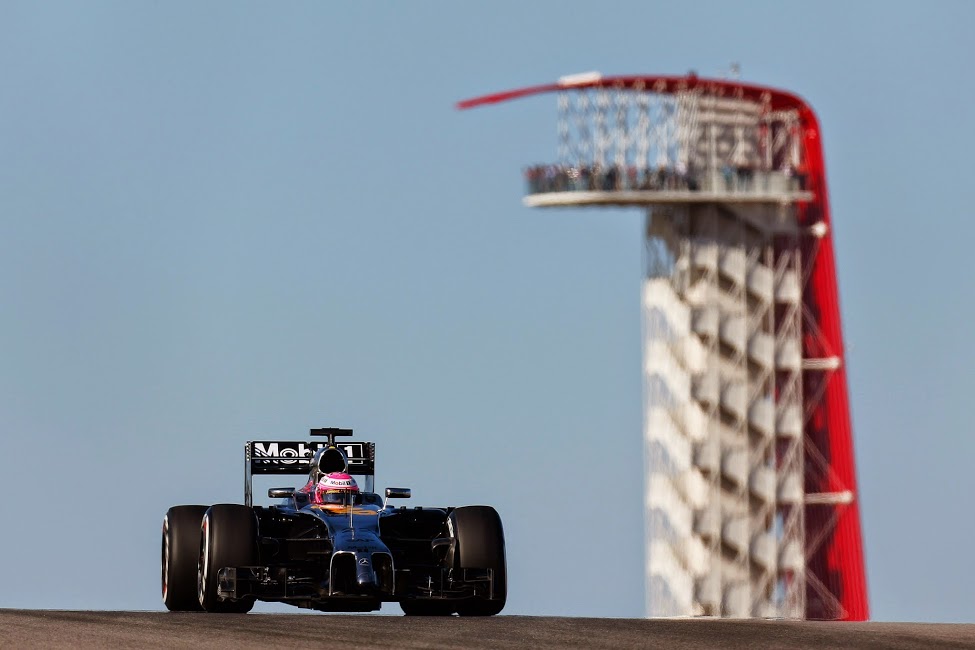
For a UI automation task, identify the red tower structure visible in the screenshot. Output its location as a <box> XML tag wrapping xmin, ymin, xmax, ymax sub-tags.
<box><xmin>459</xmin><ymin>74</ymin><xmax>868</xmax><ymax>620</ymax></box>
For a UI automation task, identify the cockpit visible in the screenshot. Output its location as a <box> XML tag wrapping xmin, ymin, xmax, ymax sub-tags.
<box><xmin>292</xmin><ymin>445</ymin><xmax>383</xmax><ymax>510</ymax></box>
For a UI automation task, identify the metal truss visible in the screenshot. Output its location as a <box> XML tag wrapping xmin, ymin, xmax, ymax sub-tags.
<box><xmin>555</xmin><ymin>85</ymin><xmax>802</xmax><ymax>179</ymax></box>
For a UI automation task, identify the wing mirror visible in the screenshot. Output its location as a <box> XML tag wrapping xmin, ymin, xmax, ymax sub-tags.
<box><xmin>268</xmin><ymin>487</ymin><xmax>296</xmax><ymax>499</ymax></box>
<box><xmin>383</xmin><ymin>487</ymin><xmax>411</xmax><ymax>509</ymax></box>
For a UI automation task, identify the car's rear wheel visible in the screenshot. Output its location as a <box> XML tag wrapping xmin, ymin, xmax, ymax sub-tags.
<box><xmin>449</xmin><ymin>506</ymin><xmax>506</xmax><ymax>616</ymax></box>
<box><xmin>197</xmin><ymin>504</ymin><xmax>258</xmax><ymax>613</ymax></box>
<box><xmin>162</xmin><ymin>505</ymin><xmax>208</xmax><ymax>612</ymax></box>
<box><xmin>399</xmin><ymin>600</ymin><xmax>456</xmax><ymax>616</ymax></box>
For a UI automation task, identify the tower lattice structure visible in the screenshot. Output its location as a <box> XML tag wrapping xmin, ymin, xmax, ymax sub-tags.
<box><xmin>459</xmin><ymin>73</ymin><xmax>868</xmax><ymax>620</ymax></box>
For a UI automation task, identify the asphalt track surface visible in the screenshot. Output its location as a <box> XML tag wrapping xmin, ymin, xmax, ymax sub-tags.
<box><xmin>1</xmin><ymin>611</ymin><xmax>974</xmax><ymax>649</ymax></box>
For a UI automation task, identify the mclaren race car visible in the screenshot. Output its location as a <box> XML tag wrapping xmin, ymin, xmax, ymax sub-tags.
<box><xmin>161</xmin><ymin>428</ymin><xmax>506</xmax><ymax>615</ymax></box>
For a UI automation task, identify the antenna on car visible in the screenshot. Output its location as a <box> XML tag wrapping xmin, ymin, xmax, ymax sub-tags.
<box><xmin>350</xmin><ymin>488</ymin><xmax>355</xmax><ymax>535</ymax></box>
<box><xmin>310</xmin><ymin>427</ymin><xmax>354</xmax><ymax>447</ymax></box>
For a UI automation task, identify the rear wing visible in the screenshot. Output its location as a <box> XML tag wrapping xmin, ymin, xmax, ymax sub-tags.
<box><xmin>244</xmin><ymin>430</ymin><xmax>376</xmax><ymax>506</ymax></box>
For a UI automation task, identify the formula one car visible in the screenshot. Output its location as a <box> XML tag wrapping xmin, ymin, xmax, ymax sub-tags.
<box><xmin>161</xmin><ymin>428</ymin><xmax>506</xmax><ymax>616</ymax></box>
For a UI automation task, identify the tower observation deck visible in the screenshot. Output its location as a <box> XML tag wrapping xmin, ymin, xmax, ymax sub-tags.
<box><xmin>459</xmin><ymin>73</ymin><xmax>868</xmax><ymax>620</ymax></box>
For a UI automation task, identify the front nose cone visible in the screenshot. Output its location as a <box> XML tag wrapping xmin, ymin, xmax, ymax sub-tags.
<box><xmin>355</xmin><ymin>554</ymin><xmax>376</xmax><ymax>590</ymax></box>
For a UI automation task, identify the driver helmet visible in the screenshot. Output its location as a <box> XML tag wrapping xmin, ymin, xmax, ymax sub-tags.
<box><xmin>315</xmin><ymin>472</ymin><xmax>359</xmax><ymax>505</ymax></box>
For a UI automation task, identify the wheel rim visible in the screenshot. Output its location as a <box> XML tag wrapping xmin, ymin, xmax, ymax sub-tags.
<box><xmin>197</xmin><ymin>516</ymin><xmax>209</xmax><ymax>606</ymax></box>
<box><xmin>161</xmin><ymin>516</ymin><xmax>170</xmax><ymax>603</ymax></box>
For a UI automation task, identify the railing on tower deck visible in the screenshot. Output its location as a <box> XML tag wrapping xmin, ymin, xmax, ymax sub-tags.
<box><xmin>523</xmin><ymin>163</ymin><xmax>805</xmax><ymax>196</ymax></box>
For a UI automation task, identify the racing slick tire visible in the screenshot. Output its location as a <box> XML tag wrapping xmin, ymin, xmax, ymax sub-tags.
<box><xmin>162</xmin><ymin>505</ymin><xmax>208</xmax><ymax>612</ymax></box>
<box><xmin>197</xmin><ymin>504</ymin><xmax>258</xmax><ymax>613</ymax></box>
<box><xmin>449</xmin><ymin>506</ymin><xmax>507</xmax><ymax>616</ymax></box>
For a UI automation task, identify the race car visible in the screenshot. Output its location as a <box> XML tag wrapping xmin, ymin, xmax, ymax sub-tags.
<box><xmin>161</xmin><ymin>428</ymin><xmax>506</xmax><ymax>616</ymax></box>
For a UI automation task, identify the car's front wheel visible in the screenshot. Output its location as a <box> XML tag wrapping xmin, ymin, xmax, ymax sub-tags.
<box><xmin>197</xmin><ymin>504</ymin><xmax>258</xmax><ymax>613</ymax></box>
<box><xmin>450</xmin><ymin>506</ymin><xmax>506</xmax><ymax>616</ymax></box>
<box><xmin>162</xmin><ymin>505</ymin><xmax>208</xmax><ymax>612</ymax></box>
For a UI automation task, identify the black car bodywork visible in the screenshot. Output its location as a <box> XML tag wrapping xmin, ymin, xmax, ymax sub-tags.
<box><xmin>162</xmin><ymin>428</ymin><xmax>506</xmax><ymax>616</ymax></box>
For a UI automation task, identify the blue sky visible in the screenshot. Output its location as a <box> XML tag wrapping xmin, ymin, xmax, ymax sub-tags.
<box><xmin>0</xmin><ymin>2</ymin><xmax>972</xmax><ymax>621</ymax></box>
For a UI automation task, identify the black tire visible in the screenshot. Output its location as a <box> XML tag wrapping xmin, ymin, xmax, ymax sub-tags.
<box><xmin>449</xmin><ymin>506</ymin><xmax>506</xmax><ymax>616</ymax></box>
<box><xmin>197</xmin><ymin>504</ymin><xmax>258</xmax><ymax>613</ymax></box>
<box><xmin>162</xmin><ymin>505</ymin><xmax>208</xmax><ymax>612</ymax></box>
<box><xmin>399</xmin><ymin>600</ymin><xmax>456</xmax><ymax>616</ymax></box>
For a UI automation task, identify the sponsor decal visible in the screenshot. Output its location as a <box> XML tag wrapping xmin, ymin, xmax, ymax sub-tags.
<box><xmin>339</xmin><ymin>444</ymin><xmax>367</xmax><ymax>466</ymax></box>
<box><xmin>310</xmin><ymin>505</ymin><xmax>378</xmax><ymax>515</ymax></box>
<box><xmin>250</xmin><ymin>441</ymin><xmax>370</xmax><ymax>468</ymax></box>
<box><xmin>252</xmin><ymin>441</ymin><xmax>324</xmax><ymax>465</ymax></box>
<box><xmin>319</xmin><ymin>476</ymin><xmax>355</xmax><ymax>489</ymax></box>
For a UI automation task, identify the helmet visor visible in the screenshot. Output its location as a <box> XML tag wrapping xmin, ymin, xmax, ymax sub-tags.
<box><xmin>320</xmin><ymin>490</ymin><xmax>353</xmax><ymax>506</ymax></box>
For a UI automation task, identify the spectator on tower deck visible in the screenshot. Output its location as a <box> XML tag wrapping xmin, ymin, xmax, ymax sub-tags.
<box><xmin>654</xmin><ymin>165</ymin><xmax>667</xmax><ymax>190</ymax></box>
<box><xmin>624</xmin><ymin>166</ymin><xmax>636</xmax><ymax>191</ymax></box>
<box><xmin>638</xmin><ymin>167</ymin><xmax>652</xmax><ymax>190</ymax></box>
<box><xmin>722</xmin><ymin>163</ymin><xmax>734</xmax><ymax>191</ymax></box>
<box><xmin>589</xmin><ymin>163</ymin><xmax>602</xmax><ymax>191</ymax></box>
<box><xmin>567</xmin><ymin>165</ymin><xmax>582</xmax><ymax>191</ymax></box>
<box><xmin>736</xmin><ymin>164</ymin><xmax>755</xmax><ymax>191</ymax></box>
<box><xmin>685</xmin><ymin>162</ymin><xmax>700</xmax><ymax>191</ymax></box>
<box><xmin>524</xmin><ymin>166</ymin><xmax>538</xmax><ymax>194</ymax></box>
<box><xmin>543</xmin><ymin>164</ymin><xmax>556</xmax><ymax>192</ymax></box>
<box><xmin>675</xmin><ymin>160</ymin><xmax>688</xmax><ymax>190</ymax></box>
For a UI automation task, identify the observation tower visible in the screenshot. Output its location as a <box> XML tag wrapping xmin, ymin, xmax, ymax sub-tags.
<box><xmin>458</xmin><ymin>73</ymin><xmax>868</xmax><ymax>620</ymax></box>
